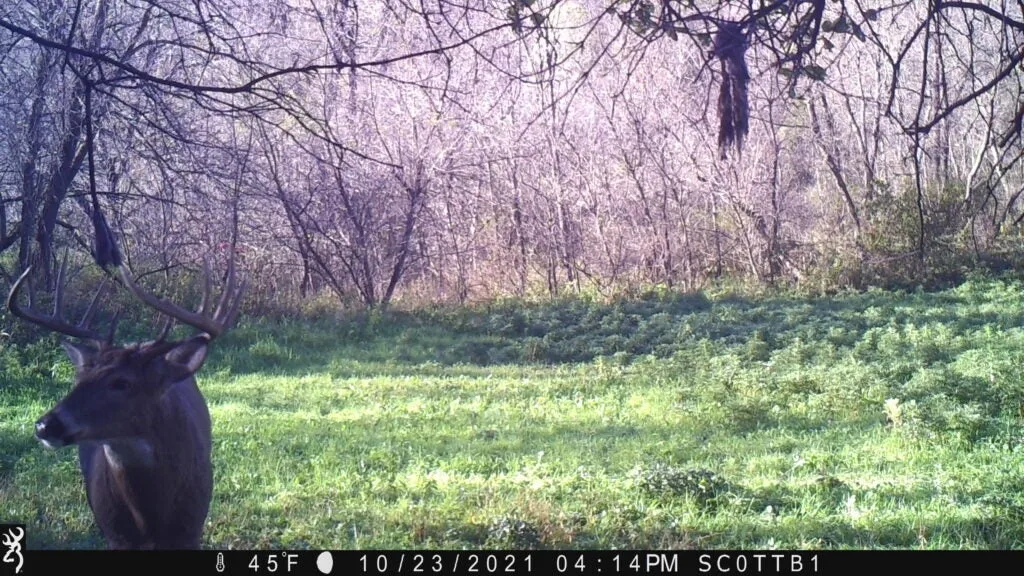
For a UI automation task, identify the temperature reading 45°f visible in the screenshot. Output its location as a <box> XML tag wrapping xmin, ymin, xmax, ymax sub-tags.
<box><xmin>249</xmin><ymin>551</ymin><xmax>300</xmax><ymax>573</ymax></box>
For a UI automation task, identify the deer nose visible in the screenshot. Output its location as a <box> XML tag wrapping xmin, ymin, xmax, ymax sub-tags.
<box><xmin>35</xmin><ymin>413</ymin><xmax>69</xmax><ymax>446</ymax></box>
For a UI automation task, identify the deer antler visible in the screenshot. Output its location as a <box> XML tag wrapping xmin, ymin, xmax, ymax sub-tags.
<box><xmin>117</xmin><ymin>256</ymin><xmax>247</xmax><ymax>341</ymax></box>
<box><xmin>6</xmin><ymin>259</ymin><xmax>111</xmax><ymax>345</ymax></box>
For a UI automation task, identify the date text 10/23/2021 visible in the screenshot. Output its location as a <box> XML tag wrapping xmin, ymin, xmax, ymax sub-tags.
<box><xmin>347</xmin><ymin>552</ymin><xmax>819</xmax><ymax>575</ymax></box>
<box><xmin>238</xmin><ymin>551</ymin><xmax>820</xmax><ymax>575</ymax></box>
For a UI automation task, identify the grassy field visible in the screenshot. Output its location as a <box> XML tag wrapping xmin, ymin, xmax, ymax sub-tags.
<box><xmin>2</xmin><ymin>274</ymin><xmax>1024</xmax><ymax>550</ymax></box>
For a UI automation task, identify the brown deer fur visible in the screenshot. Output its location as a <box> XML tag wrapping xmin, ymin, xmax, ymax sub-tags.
<box><xmin>46</xmin><ymin>338</ymin><xmax>215</xmax><ymax>549</ymax></box>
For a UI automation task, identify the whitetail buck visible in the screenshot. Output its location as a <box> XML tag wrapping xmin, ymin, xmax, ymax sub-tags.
<box><xmin>6</xmin><ymin>257</ymin><xmax>246</xmax><ymax>549</ymax></box>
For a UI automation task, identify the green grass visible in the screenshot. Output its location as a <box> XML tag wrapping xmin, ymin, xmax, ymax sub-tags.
<box><xmin>2</xmin><ymin>273</ymin><xmax>1024</xmax><ymax>549</ymax></box>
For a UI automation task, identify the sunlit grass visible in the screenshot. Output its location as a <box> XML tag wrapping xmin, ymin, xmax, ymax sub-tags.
<box><xmin>2</xmin><ymin>273</ymin><xmax>1024</xmax><ymax>549</ymax></box>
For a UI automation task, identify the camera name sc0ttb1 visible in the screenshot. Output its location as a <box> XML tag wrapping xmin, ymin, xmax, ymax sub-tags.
<box><xmin>353</xmin><ymin>551</ymin><xmax>819</xmax><ymax>576</ymax></box>
<box><xmin>699</xmin><ymin>553</ymin><xmax>819</xmax><ymax>574</ymax></box>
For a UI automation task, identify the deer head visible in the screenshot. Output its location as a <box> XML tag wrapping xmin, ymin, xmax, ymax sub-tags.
<box><xmin>8</xmin><ymin>256</ymin><xmax>246</xmax><ymax>452</ymax></box>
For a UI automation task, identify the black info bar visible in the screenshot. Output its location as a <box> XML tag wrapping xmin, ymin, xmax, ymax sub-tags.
<box><xmin>6</xmin><ymin>549</ymin><xmax>1015</xmax><ymax>576</ymax></box>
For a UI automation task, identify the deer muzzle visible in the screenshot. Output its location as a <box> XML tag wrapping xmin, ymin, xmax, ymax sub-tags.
<box><xmin>35</xmin><ymin>409</ymin><xmax>81</xmax><ymax>448</ymax></box>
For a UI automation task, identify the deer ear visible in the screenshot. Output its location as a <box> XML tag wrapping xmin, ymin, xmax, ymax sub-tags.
<box><xmin>62</xmin><ymin>341</ymin><xmax>96</xmax><ymax>370</ymax></box>
<box><xmin>164</xmin><ymin>335</ymin><xmax>209</xmax><ymax>376</ymax></box>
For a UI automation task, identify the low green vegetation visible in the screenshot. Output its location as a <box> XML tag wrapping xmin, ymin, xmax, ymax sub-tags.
<box><xmin>2</xmin><ymin>273</ymin><xmax>1024</xmax><ymax>549</ymax></box>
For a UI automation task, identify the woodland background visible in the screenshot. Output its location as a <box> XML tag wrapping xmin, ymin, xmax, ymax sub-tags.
<box><xmin>1</xmin><ymin>0</ymin><xmax>1023</xmax><ymax>313</ymax></box>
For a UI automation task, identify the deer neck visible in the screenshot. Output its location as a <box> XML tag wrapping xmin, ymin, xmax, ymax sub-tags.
<box><xmin>102</xmin><ymin>439</ymin><xmax>155</xmax><ymax>469</ymax></box>
<box><xmin>99</xmin><ymin>441</ymin><xmax>152</xmax><ymax>541</ymax></box>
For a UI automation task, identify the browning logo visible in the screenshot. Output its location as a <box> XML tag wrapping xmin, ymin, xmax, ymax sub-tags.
<box><xmin>0</xmin><ymin>525</ymin><xmax>24</xmax><ymax>575</ymax></box>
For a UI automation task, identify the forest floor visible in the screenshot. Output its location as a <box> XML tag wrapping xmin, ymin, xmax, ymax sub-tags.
<box><xmin>3</xmin><ymin>274</ymin><xmax>1024</xmax><ymax>549</ymax></box>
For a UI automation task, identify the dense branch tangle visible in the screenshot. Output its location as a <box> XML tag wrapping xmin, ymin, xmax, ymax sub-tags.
<box><xmin>1</xmin><ymin>0</ymin><xmax>1023</xmax><ymax>309</ymax></box>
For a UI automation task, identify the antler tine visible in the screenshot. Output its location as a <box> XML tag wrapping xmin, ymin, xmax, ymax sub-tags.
<box><xmin>197</xmin><ymin>258</ymin><xmax>213</xmax><ymax>316</ymax></box>
<box><xmin>218</xmin><ymin>274</ymin><xmax>248</xmax><ymax>333</ymax></box>
<box><xmin>209</xmin><ymin>252</ymin><xmax>246</xmax><ymax>332</ymax></box>
<box><xmin>117</xmin><ymin>260</ymin><xmax>246</xmax><ymax>340</ymax></box>
<box><xmin>106</xmin><ymin>308</ymin><xmax>121</xmax><ymax>345</ymax></box>
<box><xmin>78</xmin><ymin>277</ymin><xmax>109</xmax><ymax>328</ymax></box>
<box><xmin>211</xmin><ymin>250</ymin><xmax>237</xmax><ymax>321</ymax></box>
<box><xmin>6</xmin><ymin>266</ymin><xmax>107</xmax><ymax>343</ymax></box>
<box><xmin>155</xmin><ymin>313</ymin><xmax>175</xmax><ymax>342</ymax></box>
<box><xmin>53</xmin><ymin>251</ymin><xmax>68</xmax><ymax>318</ymax></box>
